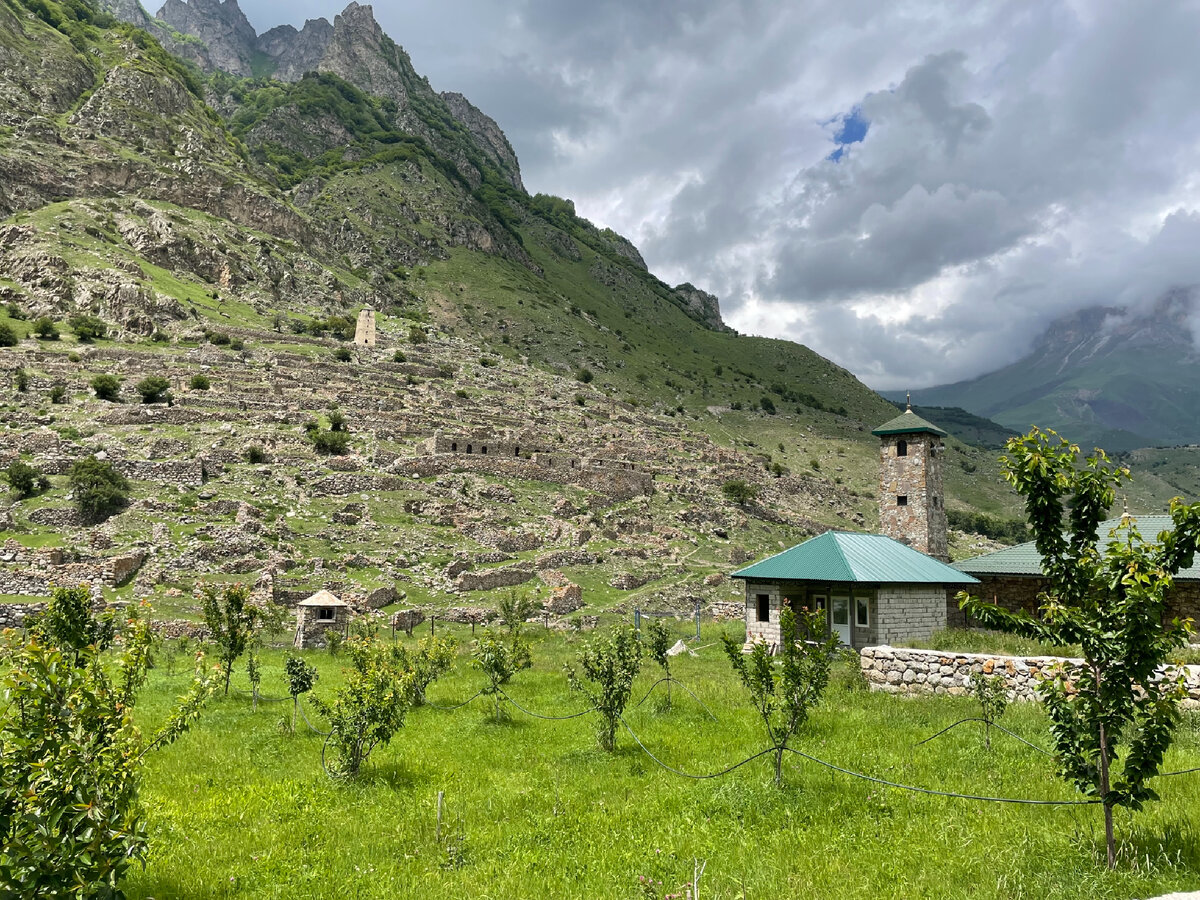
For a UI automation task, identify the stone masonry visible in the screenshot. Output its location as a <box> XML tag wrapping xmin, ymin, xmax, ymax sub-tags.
<box><xmin>354</xmin><ymin>307</ymin><xmax>376</xmax><ymax>347</ymax></box>
<box><xmin>878</xmin><ymin>431</ymin><xmax>948</xmax><ymax>561</ymax></box>
<box><xmin>860</xmin><ymin>645</ymin><xmax>1200</xmax><ymax>710</ymax></box>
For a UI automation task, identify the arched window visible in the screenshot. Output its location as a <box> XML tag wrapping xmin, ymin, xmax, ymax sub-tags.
<box><xmin>481</xmin><ymin>446</ymin><xmax>488</xmax><ymax>455</ymax></box>
<box><xmin>896</xmin><ymin>439</ymin><xmax>908</xmax><ymax>457</ymax></box>
<box><xmin>466</xmin><ymin>444</ymin><xmax>473</xmax><ymax>454</ymax></box>
<box><xmin>451</xmin><ymin>442</ymin><xmax>457</xmax><ymax>452</ymax></box>
<box><xmin>514</xmin><ymin>447</ymin><xmax>520</xmax><ymax>457</ymax></box>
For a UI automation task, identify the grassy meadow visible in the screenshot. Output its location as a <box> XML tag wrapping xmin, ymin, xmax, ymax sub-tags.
<box><xmin>124</xmin><ymin>624</ymin><xmax>1200</xmax><ymax>899</ymax></box>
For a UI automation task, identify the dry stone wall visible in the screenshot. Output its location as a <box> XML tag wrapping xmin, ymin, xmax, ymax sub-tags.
<box><xmin>860</xmin><ymin>645</ymin><xmax>1200</xmax><ymax>710</ymax></box>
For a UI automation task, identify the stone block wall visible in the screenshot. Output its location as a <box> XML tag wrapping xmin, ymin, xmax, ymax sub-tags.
<box><xmin>875</xmin><ymin>585</ymin><xmax>947</xmax><ymax>644</ymax></box>
<box><xmin>860</xmin><ymin>645</ymin><xmax>1200</xmax><ymax>710</ymax></box>
<box><xmin>877</xmin><ymin>433</ymin><xmax>947</xmax><ymax>560</ymax></box>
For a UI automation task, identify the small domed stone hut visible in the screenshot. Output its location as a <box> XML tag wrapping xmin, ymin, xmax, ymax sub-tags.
<box><xmin>294</xmin><ymin>589</ymin><xmax>350</xmax><ymax>649</ymax></box>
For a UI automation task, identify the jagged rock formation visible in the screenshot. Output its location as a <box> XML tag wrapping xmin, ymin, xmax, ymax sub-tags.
<box><xmin>157</xmin><ymin>0</ymin><xmax>257</xmax><ymax>76</ymax></box>
<box><xmin>673</xmin><ymin>283</ymin><xmax>732</xmax><ymax>333</ymax></box>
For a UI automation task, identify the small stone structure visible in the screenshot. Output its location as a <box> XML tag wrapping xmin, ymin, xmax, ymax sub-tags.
<box><xmin>354</xmin><ymin>308</ymin><xmax>376</xmax><ymax>347</ymax></box>
<box><xmin>293</xmin><ymin>589</ymin><xmax>351</xmax><ymax>649</ymax></box>
<box><xmin>859</xmin><ymin>645</ymin><xmax>1200</xmax><ymax>709</ymax></box>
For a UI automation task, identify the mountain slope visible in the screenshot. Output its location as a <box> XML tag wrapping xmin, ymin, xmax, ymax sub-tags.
<box><xmin>900</xmin><ymin>292</ymin><xmax>1200</xmax><ymax>451</ymax></box>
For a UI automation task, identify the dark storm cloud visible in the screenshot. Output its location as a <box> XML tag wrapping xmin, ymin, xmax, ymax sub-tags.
<box><xmin>236</xmin><ymin>0</ymin><xmax>1200</xmax><ymax>388</ymax></box>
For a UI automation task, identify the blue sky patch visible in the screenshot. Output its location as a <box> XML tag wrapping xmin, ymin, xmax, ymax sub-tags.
<box><xmin>826</xmin><ymin>106</ymin><xmax>868</xmax><ymax>161</ymax></box>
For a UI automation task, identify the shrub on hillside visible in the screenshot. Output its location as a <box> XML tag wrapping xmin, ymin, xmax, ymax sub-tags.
<box><xmin>0</xmin><ymin>322</ymin><xmax>18</xmax><ymax>347</ymax></box>
<box><xmin>207</xmin><ymin>331</ymin><xmax>231</xmax><ymax>346</ymax></box>
<box><xmin>90</xmin><ymin>374</ymin><xmax>121</xmax><ymax>401</ymax></box>
<box><xmin>69</xmin><ymin>314</ymin><xmax>106</xmax><ymax>342</ymax></box>
<box><xmin>48</xmin><ymin>383</ymin><xmax>67</xmax><ymax>404</ymax></box>
<box><xmin>310</xmin><ymin>429</ymin><xmax>350</xmax><ymax>455</ymax></box>
<box><xmin>721</xmin><ymin>479</ymin><xmax>757</xmax><ymax>505</ymax></box>
<box><xmin>69</xmin><ymin>456</ymin><xmax>129</xmax><ymax>521</ymax></box>
<box><xmin>244</xmin><ymin>445</ymin><xmax>267</xmax><ymax>464</ymax></box>
<box><xmin>408</xmin><ymin>325</ymin><xmax>427</xmax><ymax>344</ymax></box>
<box><xmin>4</xmin><ymin>460</ymin><xmax>49</xmax><ymax>498</ymax></box>
<box><xmin>14</xmin><ymin>368</ymin><xmax>28</xmax><ymax>392</ymax></box>
<box><xmin>574</xmin><ymin>367</ymin><xmax>593</xmax><ymax>383</ymax></box>
<box><xmin>32</xmin><ymin>317</ymin><xmax>59</xmax><ymax>340</ymax></box>
<box><xmin>189</xmin><ymin>373</ymin><xmax>211</xmax><ymax>390</ymax></box>
<box><xmin>135</xmin><ymin>375</ymin><xmax>171</xmax><ymax>404</ymax></box>
<box><xmin>333</xmin><ymin>346</ymin><xmax>352</xmax><ymax>362</ymax></box>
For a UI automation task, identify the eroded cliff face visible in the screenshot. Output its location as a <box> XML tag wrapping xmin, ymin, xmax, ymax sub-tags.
<box><xmin>440</xmin><ymin>92</ymin><xmax>524</xmax><ymax>193</ymax></box>
<box><xmin>672</xmin><ymin>283</ymin><xmax>731</xmax><ymax>333</ymax></box>
<box><xmin>157</xmin><ymin>0</ymin><xmax>258</xmax><ymax>76</ymax></box>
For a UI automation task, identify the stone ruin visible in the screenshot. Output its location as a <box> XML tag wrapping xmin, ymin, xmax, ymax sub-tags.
<box><xmin>293</xmin><ymin>589</ymin><xmax>351</xmax><ymax>649</ymax></box>
<box><xmin>354</xmin><ymin>308</ymin><xmax>376</xmax><ymax>347</ymax></box>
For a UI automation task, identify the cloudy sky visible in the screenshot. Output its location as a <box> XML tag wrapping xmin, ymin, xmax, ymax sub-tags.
<box><xmin>237</xmin><ymin>0</ymin><xmax>1200</xmax><ymax>389</ymax></box>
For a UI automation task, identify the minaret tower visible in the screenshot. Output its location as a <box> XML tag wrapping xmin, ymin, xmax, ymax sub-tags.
<box><xmin>871</xmin><ymin>396</ymin><xmax>949</xmax><ymax>561</ymax></box>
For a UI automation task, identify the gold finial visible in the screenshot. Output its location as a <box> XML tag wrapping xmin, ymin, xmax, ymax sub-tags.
<box><xmin>906</xmin><ymin>391</ymin><xmax>912</xmax><ymax>412</ymax></box>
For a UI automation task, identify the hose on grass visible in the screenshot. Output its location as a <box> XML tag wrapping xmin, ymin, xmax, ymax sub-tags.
<box><xmin>618</xmin><ymin>716</ymin><xmax>775</xmax><ymax>779</ymax></box>
<box><xmin>635</xmin><ymin>677</ymin><xmax>719</xmax><ymax>721</ymax></box>
<box><xmin>495</xmin><ymin>687</ymin><xmax>596</xmax><ymax>720</ymax></box>
<box><xmin>915</xmin><ymin>717</ymin><xmax>1052</xmax><ymax>754</ymax></box>
<box><xmin>426</xmin><ymin>689</ymin><xmax>484</xmax><ymax>712</ymax></box>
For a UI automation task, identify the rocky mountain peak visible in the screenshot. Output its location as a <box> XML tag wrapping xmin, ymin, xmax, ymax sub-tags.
<box><xmin>672</xmin><ymin>283</ymin><xmax>730</xmax><ymax>333</ymax></box>
<box><xmin>157</xmin><ymin>0</ymin><xmax>257</xmax><ymax>76</ymax></box>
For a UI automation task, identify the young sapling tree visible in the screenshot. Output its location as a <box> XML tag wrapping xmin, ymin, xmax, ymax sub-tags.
<box><xmin>396</xmin><ymin>635</ymin><xmax>457</xmax><ymax>706</ymax></box>
<box><xmin>565</xmin><ymin>623</ymin><xmax>643</xmax><ymax>751</ymax></box>
<box><xmin>968</xmin><ymin>671</ymin><xmax>1009</xmax><ymax>751</ymax></box>
<box><xmin>644</xmin><ymin>617</ymin><xmax>673</xmax><ymax>710</ymax></box>
<box><xmin>200</xmin><ymin>582</ymin><xmax>259</xmax><ymax>697</ymax></box>
<box><xmin>721</xmin><ymin>605</ymin><xmax>840</xmax><ymax>786</ymax></box>
<box><xmin>960</xmin><ymin>427</ymin><xmax>1200</xmax><ymax>868</ymax></box>
<box><xmin>284</xmin><ymin>654</ymin><xmax>319</xmax><ymax>733</ymax></box>
<box><xmin>471</xmin><ymin>630</ymin><xmax>532</xmax><ymax>720</ymax></box>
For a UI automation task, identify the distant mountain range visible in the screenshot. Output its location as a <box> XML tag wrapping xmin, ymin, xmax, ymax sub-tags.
<box><xmin>892</xmin><ymin>290</ymin><xmax>1200</xmax><ymax>451</ymax></box>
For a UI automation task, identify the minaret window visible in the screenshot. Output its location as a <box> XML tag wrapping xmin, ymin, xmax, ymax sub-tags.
<box><xmin>896</xmin><ymin>439</ymin><xmax>907</xmax><ymax>457</ymax></box>
<box><xmin>897</xmin><ymin>495</ymin><xmax>908</xmax><ymax>506</ymax></box>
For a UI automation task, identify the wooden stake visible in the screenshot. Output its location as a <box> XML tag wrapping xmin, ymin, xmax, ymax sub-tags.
<box><xmin>436</xmin><ymin>790</ymin><xmax>444</xmax><ymax>842</ymax></box>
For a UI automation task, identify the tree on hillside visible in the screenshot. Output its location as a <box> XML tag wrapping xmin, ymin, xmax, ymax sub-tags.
<box><xmin>135</xmin><ymin>375</ymin><xmax>172</xmax><ymax>404</ymax></box>
<box><xmin>90</xmin><ymin>373</ymin><xmax>121</xmax><ymax>401</ymax></box>
<box><xmin>69</xmin><ymin>455</ymin><xmax>129</xmax><ymax>522</ymax></box>
<box><xmin>3</xmin><ymin>460</ymin><xmax>49</xmax><ymax>499</ymax></box>
<box><xmin>69</xmin><ymin>314</ymin><xmax>106</xmax><ymax>342</ymax></box>
<box><xmin>959</xmin><ymin>427</ymin><xmax>1200</xmax><ymax>869</ymax></box>
<box><xmin>721</xmin><ymin>478</ymin><xmax>758</xmax><ymax>506</ymax></box>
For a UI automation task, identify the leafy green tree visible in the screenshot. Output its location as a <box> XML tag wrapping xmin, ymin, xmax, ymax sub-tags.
<box><xmin>759</xmin><ymin>395</ymin><xmax>776</xmax><ymax>414</ymax></box>
<box><xmin>48</xmin><ymin>383</ymin><xmax>66</xmax><ymax>404</ymax></box>
<box><xmin>90</xmin><ymin>373</ymin><xmax>121</xmax><ymax>401</ymax></box>
<box><xmin>498</xmin><ymin>591</ymin><xmax>538</xmax><ymax>633</ymax></box>
<box><xmin>135</xmin><ymin>375</ymin><xmax>171</xmax><ymax>404</ymax></box>
<box><xmin>0</xmin><ymin>322</ymin><xmax>17</xmax><ymax>347</ymax></box>
<box><xmin>395</xmin><ymin>635</ymin><xmax>457</xmax><ymax>706</ymax></box>
<box><xmin>3</xmin><ymin>460</ymin><xmax>49</xmax><ymax>499</ymax></box>
<box><xmin>189</xmin><ymin>373</ymin><xmax>211</xmax><ymax>390</ymax></box>
<box><xmin>69</xmin><ymin>314</ymin><xmax>106</xmax><ymax>342</ymax></box>
<box><xmin>333</xmin><ymin>346</ymin><xmax>352</xmax><ymax>362</ymax></box>
<box><xmin>0</xmin><ymin>588</ymin><xmax>212</xmax><ymax>899</ymax></box>
<box><xmin>574</xmin><ymin>367</ymin><xmax>593</xmax><ymax>384</ymax></box>
<box><xmin>31</xmin><ymin>317</ymin><xmax>58</xmax><ymax>340</ymax></box>
<box><xmin>310</xmin><ymin>429</ymin><xmax>350</xmax><ymax>455</ymax></box>
<box><xmin>471</xmin><ymin>630</ymin><xmax>532</xmax><ymax>720</ymax></box>
<box><xmin>68</xmin><ymin>455</ymin><xmax>129</xmax><ymax>522</ymax></box>
<box><xmin>566</xmin><ymin>623</ymin><xmax>643</xmax><ymax>751</ymax></box>
<box><xmin>327</xmin><ymin>409</ymin><xmax>347</xmax><ymax>432</ymax></box>
<box><xmin>14</xmin><ymin>368</ymin><xmax>28</xmax><ymax>392</ymax></box>
<box><xmin>199</xmin><ymin>582</ymin><xmax>260</xmax><ymax>697</ymax></box>
<box><xmin>959</xmin><ymin>427</ymin><xmax>1200</xmax><ymax>868</ymax></box>
<box><xmin>313</xmin><ymin>634</ymin><xmax>415</xmax><ymax>777</ymax></box>
<box><xmin>721</xmin><ymin>478</ymin><xmax>758</xmax><ymax>506</ymax></box>
<box><xmin>722</xmin><ymin>605</ymin><xmax>840</xmax><ymax>785</ymax></box>
<box><xmin>284</xmin><ymin>654</ymin><xmax>319</xmax><ymax>733</ymax></box>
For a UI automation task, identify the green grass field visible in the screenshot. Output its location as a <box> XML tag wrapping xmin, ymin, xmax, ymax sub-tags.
<box><xmin>123</xmin><ymin>625</ymin><xmax>1200</xmax><ymax>899</ymax></box>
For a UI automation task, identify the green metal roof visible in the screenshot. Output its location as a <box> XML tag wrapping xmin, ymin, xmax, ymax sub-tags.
<box><xmin>732</xmin><ymin>532</ymin><xmax>978</xmax><ymax>585</ymax></box>
<box><xmin>871</xmin><ymin>408</ymin><xmax>948</xmax><ymax>437</ymax></box>
<box><xmin>955</xmin><ymin>515</ymin><xmax>1200</xmax><ymax>580</ymax></box>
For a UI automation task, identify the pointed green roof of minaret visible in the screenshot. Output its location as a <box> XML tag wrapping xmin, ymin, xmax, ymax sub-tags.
<box><xmin>871</xmin><ymin>401</ymin><xmax>948</xmax><ymax>437</ymax></box>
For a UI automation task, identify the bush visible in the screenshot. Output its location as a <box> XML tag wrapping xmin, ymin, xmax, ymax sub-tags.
<box><xmin>69</xmin><ymin>314</ymin><xmax>106</xmax><ymax>342</ymax></box>
<box><xmin>471</xmin><ymin>630</ymin><xmax>532</xmax><ymax>720</ymax></box>
<box><xmin>229</xmin><ymin>338</ymin><xmax>244</xmax><ymax>351</ymax></box>
<box><xmin>311</xmin><ymin>429</ymin><xmax>351</xmax><ymax>455</ymax></box>
<box><xmin>32</xmin><ymin>317</ymin><xmax>59</xmax><ymax>340</ymax></box>
<box><xmin>4</xmin><ymin>301</ymin><xmax>26</xmax><ymax>319</ymax></box>
<box><xmin>0</xmin><ymin>322</ymin><xmax>18</xmax><ymax>347</ymax></box>
<box><xmin>244</xmin><ymin>445</ymin><xmax>267</xmax><ymax>464</ymax></box>
<box><xmin>327</xmin><ymin>410</ymin><xmax>347</xmax><ymax>432</ymax></box>
<box><xmin>574</xmin><ymin>367</ymin><xmax>593</xmax><ymax>384</ymax></box>
<box><xmin>392</xmin><ymin>349</ymin><xmax>406</xmax><ymax>362</ymax></box>
<box><xmin>0</xmin><ymin>588</ymin><xmax>212</xmax><ymax>898</ymax></box>
<box><xmin>69</xmin><ymin>456</ymin><xmax>129</xmax><ymax>521</ymax></box>
<box><xmin>207</xmin><ymin>331</ymin><xmax>231</xmax><ymax>346</ymax></box>
<box><xmin>4</xmin><ymin>460</ymin><xmax>49</xmax><ymax>498</ymax></box>
<box><xmin>408</xmin><ymin>325</ymin><xmax>427</xmax><ymax>344</ymax></box>
<box><xmin>14</xmin><ymin>369</ymin><xmax>28</xmax><ymax>392</ymax></box>
<box><xmin>151</xmin><ymin>330</ymin><xmax>170</xmax><ymax>343</ymax></box>
<box><xmin>759</xmin><ymin>395</ymin><xmax>776</xmax><ymax>415</ymax></box>
<box><xmin>90</xmin><ymin>374</ymin><xmax>122</xmax><ymax>402</ymax></box>
<box><xmin>49</xmin><ymin>384</ymin><xmax>67</xmax><ymax>404</ymax></box>
<box><xmin>189</xmin><ymin>373</ymin><xmax>211</xmax><ymax>390</ymax></box>
<box><xmin>135</xmin><ymin>375</ymin><xmax>171</xmax><ymax>404</ymax></box>
<box><xmin>395</xmin><ymin>635</ymin><xmax>457</xmax><ymax>706</ymax></box>
<box><xmin>312</xmin><ymin>634</ymin><xmax>415</xmax><ymax>777</ymax></box>
<box><xmin>721</xmin><ymin>479</ymin><xmax>758</xmax><ymax>505</ymax></box>
<box><xmin>333</xmin><ymin>347</ymin><xmax>352</xmax><ymax>362</ymax></box>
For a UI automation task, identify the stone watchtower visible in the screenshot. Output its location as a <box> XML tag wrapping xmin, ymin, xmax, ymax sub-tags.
<box><xmin>871</xmin><ymin>399</ymin><xmax>949</xmax><ymax>561</ymax></box>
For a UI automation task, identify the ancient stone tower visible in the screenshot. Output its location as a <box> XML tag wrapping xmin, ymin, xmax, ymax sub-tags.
<box><xmin>354</xmin><ymin>308</ymin><xmax>376</xmax><ymax>347</ymax></box>
<box><xmin>871</xmin><ymin>400</ymin><xmax>948</xmax><ymax>561</ymax></box>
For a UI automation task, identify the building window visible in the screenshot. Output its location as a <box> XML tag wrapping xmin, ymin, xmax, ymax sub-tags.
<box><xmin>450</xmin><ymin>442</ymin><xmax>457</xmax><ymax>452</ymax></box>
<box><xmin>514</xmin><ymin>446</ymin><xmax>520</xmax><ymax>457</ymax></box>
<box><xmin>897</xmin><ymin>495</ymin><xmax>908</xmax><ymax>506</ymax></box>
<box><xmin>317</xmin><ymin>608</ymin><xmax>334</xmax><ymax>621</ymax></box>
<box><xmin>855</xmin><ymin>595</ymin><xmax>870</xmax><ymax>627</ymax></box>
<box><xmin>755</xmin><ymin>594</ymin><xmax>770</xmax><ymax>622</ymax></box>
<box><xmin>896</xmin><ymin>439</ymin><xmax>907</xmax><ymax>457</ymax></box>
<box><xmin>466</xmin><ymin>444</ymin><xmax>473</xmax><ymax>453</ymax></box>
<box><xmin>481</xmin><ymin>446</ymin><xmax>488</xmax><ymax>455</ymax></box>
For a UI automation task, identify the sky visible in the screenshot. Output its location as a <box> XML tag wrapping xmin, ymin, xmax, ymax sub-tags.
<box><xmin>235</xmin><ymin>0</ymin><xmax>1200</xmax><ymax>390</ymax></box>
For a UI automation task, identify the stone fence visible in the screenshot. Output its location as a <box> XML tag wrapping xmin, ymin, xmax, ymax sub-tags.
<box><xmin>859</xmin><ymin>645</ymin><xmax>1200</xmax><ymax>710</ymax></box>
